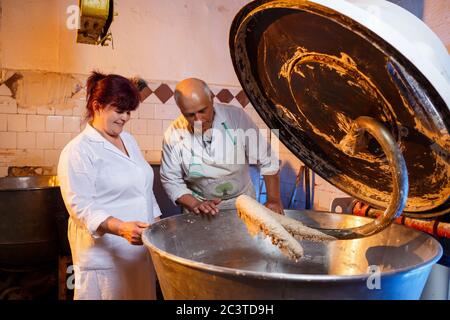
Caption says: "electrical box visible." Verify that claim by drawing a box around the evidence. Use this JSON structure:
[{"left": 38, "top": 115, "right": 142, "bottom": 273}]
[{"left": 76, "top": 0, "right": 114, "bottom": 46}]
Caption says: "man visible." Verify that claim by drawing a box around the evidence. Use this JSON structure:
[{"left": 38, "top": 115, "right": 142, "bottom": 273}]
[{"left": 160, "top": 78, "right": 283, "bottom": 215}]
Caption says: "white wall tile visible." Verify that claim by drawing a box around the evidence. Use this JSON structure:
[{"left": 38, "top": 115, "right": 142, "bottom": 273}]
[
  {"left": 24, "top": 149, "right": 45, "bottom": 166},
  {"left": 155, "top": 104, "right": 180, "bottom": 120},
  {"left": 0, "top": 132, "right": 16, "bottom": 148},
  {"left": 18, "top": 106, "right": 37, "bottom": 115},
  {"left": 130, "top": 119, "right": 147, "bottom": 134},
  {"left": 54, "top": 133, "right": 72, "bottom": 149},
  {"left": 36, "top": 132, "right": 54, "bottom": 148},
  {"left": 7, "top": 114, "right": 27, "bottom": 132},
  {"left": 46, "top": 116, "right": 63, "bottom": 132},
  {"left": 58, "top": 101, "right": 78, "bottom": 111},
  {"left": 162, "top": 120, "right": 173, "bottom": 133},
  {"left": 123, "top": 121, "right": 131, "bottom": 133},
  {"left": 0, "top": 149, "right": 14, "bottom": 165},
  {"left": 138, "top": 103, "right": 154, "bottom": 119},
  {"left": 63, "top": 116, "right": 81, "bottom": 133},
  {"left": 55, "top": 107, "right": 73, "bottom": 116},
  {"left": 228, "top": 87, "right": 242, "bottom": 97},
  {"left": 208, "top": 85, "right": 222, "bottom": 96},
  {"left": 37, "top": 106, "right": 55, "bottom": 115},
  {"left": 17, "top": 132, "right": 36, "bottom": 149},
  {"left": 13, "top": 151, "right": 31, "bottom": 166},
  {"left": 278, "top": 140, "right": 291, "bottom": 154},
  {"left": 314, "top": 191, "right": 336, "bottom": 211},
  {"left": 0, "top": 84, "right": 12, "bottom": 97},
  {"left": 144, "top": 150, "right": 162, "bottom": 164},
  {"left": 27, "top": 115, "right": 46, "bottom": 132},
  {"left": 0, "top": 97, "right": 17, "bottom": 114},
  {"left": 0, "top": 166, "right": 8, "bottom": 177},
  {"left": 0, "top": 114, "right": 7, "bottom": 131},
  {"left": 72, "top": 99, "right": 85, "bottom": 116},
  {"left": 313, "top": 174, "right": 327, "bottom": 187},
  {"left": 244, "top": 105, "right": 255, "bottom": 113},
  {"left": 44, "top": 149, "right": 62, "bottom": 166},
  {"left": 130, "top": 110, "right": 139, "bottom": 119},
  {"left": 153, "top": 135, "right": 164, "bottom": 150},
  {"left": 135, "top": 135, "right": 153, "bottom": 151},
  {"left": 147, "top": 119, "right": 162, "bottom": 135},
  {"left": 144, "top": 81, "right": 159, "bottom": 92}
]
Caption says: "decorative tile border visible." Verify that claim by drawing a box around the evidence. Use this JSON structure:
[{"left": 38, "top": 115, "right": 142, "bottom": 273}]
[{"left": 144, "top": 82, "right": 250, "bottom": 108}]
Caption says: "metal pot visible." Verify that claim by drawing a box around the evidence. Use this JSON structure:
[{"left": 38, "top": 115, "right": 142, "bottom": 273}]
[
  {"left": 0, "top": 176, "right": 70, "bottom": 271},
  {"left": 143, "top": 210, "right": 442, "bottom": 299}
]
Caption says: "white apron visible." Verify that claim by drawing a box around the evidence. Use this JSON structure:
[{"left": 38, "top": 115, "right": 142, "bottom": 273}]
[{"left": 184, "top": 120, "right": 256, "bottom": 210}]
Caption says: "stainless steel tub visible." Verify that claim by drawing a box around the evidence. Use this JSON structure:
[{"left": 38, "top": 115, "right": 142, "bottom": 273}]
[{"left": 143, "top": 210, "right": 442, "bottom": 299}]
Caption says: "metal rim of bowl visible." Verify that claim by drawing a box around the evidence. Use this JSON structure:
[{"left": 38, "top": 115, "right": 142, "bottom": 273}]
[{"left": 143, "top": 212, "right": 443, "bottom": 282}]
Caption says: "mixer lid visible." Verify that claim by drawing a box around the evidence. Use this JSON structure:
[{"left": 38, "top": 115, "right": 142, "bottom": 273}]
[{"left": 229, "top": 0, "right": 450, "bottom": 213}]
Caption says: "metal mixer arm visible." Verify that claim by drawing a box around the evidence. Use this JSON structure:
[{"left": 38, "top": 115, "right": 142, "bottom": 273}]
[{"left": 317, "top": 116, "right": 408, "bottom": 239}]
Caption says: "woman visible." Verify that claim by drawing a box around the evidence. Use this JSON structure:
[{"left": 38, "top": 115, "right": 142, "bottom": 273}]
[{"left": 58, "top": 71, "right": 161, "bottom": 300}]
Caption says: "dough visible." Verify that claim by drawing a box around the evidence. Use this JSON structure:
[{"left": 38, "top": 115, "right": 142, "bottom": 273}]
[{"left": 236, "top": 195, "right": 335, "bottom": 261}]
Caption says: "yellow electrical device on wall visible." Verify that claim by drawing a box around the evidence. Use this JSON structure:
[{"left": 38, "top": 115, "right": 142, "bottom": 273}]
[{"left": 76, "top": 0, "right": 115, "bottom": 46}]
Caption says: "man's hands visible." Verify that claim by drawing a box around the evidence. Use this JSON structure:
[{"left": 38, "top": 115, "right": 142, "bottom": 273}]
[
  {"left": 265, "top": 199, "right": 284, "bottom": 215},
  {"left": 99, "top": 217, "right": 150, "bottom": 245},
  {"left": 177, "top": 194, "right": 222, "bottom": 215},
  {"left": 176, "top": 193, "right": 284, "bottom": 215},
  {"left": 190, "top": 198, "right": 222, "bottom": 215},
  {"left": 263, "top": 173, "right": 284, "bottom": 215}
]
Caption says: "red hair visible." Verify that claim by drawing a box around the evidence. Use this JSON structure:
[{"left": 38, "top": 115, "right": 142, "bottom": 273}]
[{"left": 85, "top": 71, "right": 140, "bottom": 120}]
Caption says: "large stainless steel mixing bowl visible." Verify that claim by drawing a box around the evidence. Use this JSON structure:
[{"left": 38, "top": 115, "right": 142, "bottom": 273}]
[{"left": 143, "top": 210, "right": 442, "bottom": 299}]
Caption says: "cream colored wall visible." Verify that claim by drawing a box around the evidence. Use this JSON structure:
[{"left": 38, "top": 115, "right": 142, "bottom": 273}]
[
  {"left": 423, "top": 0, "right": 450, "bottom": 53},
  {"left": 1, "top": 0, "right": 249, "bottom": 86}
]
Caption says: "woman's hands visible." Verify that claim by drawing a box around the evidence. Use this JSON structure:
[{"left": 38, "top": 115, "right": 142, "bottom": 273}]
[
  {"left": 118, "top": 221, "right": 150, "bottom": 245},
  {"left": 99, "top": 217, "right": 150, "bottom": 245}
]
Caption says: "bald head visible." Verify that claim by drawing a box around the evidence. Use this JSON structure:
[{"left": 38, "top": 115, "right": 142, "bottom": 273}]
[
  {"left": 174, "top": 78, "right": 213, "bottom": 107},
  {"left": 174, "top": 78, "right": 215, "bottom": 132}
]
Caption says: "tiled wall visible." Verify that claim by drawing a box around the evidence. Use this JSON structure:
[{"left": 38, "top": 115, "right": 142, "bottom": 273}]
[
  {"left": 0, "top": 71, "right": 347, "bottom": 210},
  {"left": 0, "top": 78, "right": 243, "bottom": 173}
]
